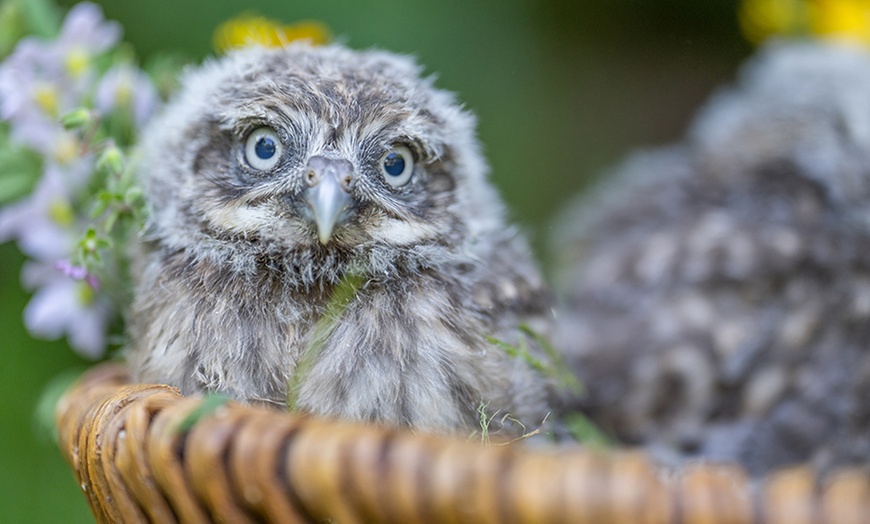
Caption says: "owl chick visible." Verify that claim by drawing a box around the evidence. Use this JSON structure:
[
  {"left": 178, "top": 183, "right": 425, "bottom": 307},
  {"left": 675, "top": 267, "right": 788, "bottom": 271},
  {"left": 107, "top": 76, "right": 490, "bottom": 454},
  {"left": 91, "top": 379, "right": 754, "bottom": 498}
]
[
  {"left": 126, "top": 43, "right": 553, "bottom": 434},
  {"left": 554, "top": 41, "right": 870, "bottom": 475}
]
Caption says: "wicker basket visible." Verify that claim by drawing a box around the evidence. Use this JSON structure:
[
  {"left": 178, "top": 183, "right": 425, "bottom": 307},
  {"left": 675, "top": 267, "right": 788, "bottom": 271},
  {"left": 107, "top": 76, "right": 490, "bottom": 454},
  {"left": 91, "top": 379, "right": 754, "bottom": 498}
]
[{"left": 56, "top": 363, "right": 870, "bottom": 523}]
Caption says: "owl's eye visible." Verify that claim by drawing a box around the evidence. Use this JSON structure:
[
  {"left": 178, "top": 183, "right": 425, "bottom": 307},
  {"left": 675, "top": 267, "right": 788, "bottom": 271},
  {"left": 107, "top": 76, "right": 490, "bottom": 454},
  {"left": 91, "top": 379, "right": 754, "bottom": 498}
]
[
  {"left": 244, "top": 127, "right": 283, "bottom": 171},
  {"left": 380, "top": 145, "right": 414, "bottom": 187}
]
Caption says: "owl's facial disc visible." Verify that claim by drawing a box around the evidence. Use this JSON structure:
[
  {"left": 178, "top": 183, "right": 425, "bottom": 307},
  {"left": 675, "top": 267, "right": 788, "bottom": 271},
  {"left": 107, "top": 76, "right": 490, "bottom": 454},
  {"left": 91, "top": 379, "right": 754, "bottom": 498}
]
[{"left": 304, "top": 156, "right": 355, "bottom": 244}]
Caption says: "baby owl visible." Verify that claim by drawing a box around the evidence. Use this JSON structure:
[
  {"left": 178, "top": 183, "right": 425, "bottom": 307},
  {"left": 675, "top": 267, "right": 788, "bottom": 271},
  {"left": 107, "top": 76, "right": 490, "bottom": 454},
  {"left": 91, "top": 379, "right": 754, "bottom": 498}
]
[
  {"left": 126, "top": 43, "right": 553, "bottom": 434},
  {"left": 554, "top": 41, "right": 870, "bottom": 475}
]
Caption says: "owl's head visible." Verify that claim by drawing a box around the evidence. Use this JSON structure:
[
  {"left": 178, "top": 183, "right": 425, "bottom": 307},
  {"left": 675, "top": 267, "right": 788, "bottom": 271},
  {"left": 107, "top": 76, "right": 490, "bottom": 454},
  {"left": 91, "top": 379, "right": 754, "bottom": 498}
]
[
  {"left": 138, "top": 43, "right": 505, "bottom": 280},
  {"left": 689, "top": 41, "right": 870, "bottom": 222}
]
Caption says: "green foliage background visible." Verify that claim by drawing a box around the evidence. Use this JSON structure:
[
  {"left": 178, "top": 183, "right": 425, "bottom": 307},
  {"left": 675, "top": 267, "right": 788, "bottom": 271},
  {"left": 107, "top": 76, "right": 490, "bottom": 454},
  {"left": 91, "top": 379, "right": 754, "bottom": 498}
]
[{"left": 1, "top": 0, "right": 747, "bottom": 520}]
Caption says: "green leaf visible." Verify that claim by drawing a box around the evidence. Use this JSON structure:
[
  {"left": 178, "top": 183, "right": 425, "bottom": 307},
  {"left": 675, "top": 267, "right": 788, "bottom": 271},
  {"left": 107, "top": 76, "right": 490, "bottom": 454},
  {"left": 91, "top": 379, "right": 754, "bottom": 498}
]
[
  {"left": 0, "top": 170, "right": 37, "bottom": 204},
  {"left": 175, "top": 394, "right": 232, "bottom": 433},
  {"left": 123, "top": 186, "right": 143, "bottom": 206},
  {"left": 486, "top": 334, "right": 546, "bottom": 373},
  {"left": 103, "top": 210, "right": 118, "bottom": 234},
  {"left": 287, "top": 270, "right": 366, "bottom": 410},
  {"left": 564, "top": 412, "right": 613, "bottom": 449},
  {"left": 0, "top": 146, "right": 41, "bottom": 204},
  {"left": 90, "top": 190, "right": 114, "bottom": 218},
  {"left": 519, "top": 324, "right": 584, "bottom": 395},
  {"left": 477, "top": 401, "right": 494, "bottom": 445},
  {"left": 33, "top": 368, "right": 87, "bottom": 443},
  {"left": 0, "top": 2, "right": 27, "bottom": 57}
]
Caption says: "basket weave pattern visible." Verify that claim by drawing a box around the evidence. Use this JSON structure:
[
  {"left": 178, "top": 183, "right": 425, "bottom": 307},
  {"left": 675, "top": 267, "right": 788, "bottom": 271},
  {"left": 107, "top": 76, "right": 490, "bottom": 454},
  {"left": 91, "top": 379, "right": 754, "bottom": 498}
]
[{"left": 56, "top": 363, "right": 870, "bottom": 523}]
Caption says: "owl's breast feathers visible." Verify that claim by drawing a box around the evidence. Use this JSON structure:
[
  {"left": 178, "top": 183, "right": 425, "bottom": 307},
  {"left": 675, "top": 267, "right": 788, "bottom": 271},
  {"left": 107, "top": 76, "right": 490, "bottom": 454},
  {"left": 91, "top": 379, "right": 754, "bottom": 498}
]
[{"left": 128, "top": 231, "right": 553, "bottom": 432}]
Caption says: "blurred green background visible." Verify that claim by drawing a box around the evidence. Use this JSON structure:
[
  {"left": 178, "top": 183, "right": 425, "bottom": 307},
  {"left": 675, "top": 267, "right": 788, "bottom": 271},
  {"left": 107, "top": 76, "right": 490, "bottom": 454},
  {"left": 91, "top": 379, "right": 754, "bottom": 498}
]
[{"left": 1, "top": 0, "right": 748, "bottom": 521}]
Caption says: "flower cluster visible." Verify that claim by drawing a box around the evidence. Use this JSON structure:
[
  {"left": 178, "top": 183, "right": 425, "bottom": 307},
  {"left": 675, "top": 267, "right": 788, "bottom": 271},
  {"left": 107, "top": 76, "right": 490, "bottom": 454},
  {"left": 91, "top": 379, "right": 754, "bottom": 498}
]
[
  {"left": 212, "top": 13, "right": 330, "bottom": 54},
  {"left": 0, "top": 2, "right": 332, "bottom": 359},
  {"left": 0, "top": 1, "right": 159, "bottom": 357},
  {"left": 740, "top": 0, "right": 870, "bottom": 45}
]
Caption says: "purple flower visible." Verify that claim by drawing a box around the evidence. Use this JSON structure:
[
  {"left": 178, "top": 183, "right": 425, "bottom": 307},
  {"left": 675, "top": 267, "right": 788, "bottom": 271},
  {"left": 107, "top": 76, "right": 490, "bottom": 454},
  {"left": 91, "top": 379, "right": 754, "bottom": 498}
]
[
  {"left": 0, "top": 39, "right": 58, "bottom": 119},
  {"left": 0, "top": 40, "right": 72, "bottom": 149},
  {"left": 13, "top": 125, "right": 87, "bottom": 166},
  {"left": 0, "top": 152, "right": 108, "bottom": 358},
  {"left": 21, "top": 260, "right": 110, "bottom": 358},
  {"left": 0, "top": 160, "right": 92, "bottom": 259},
  {"left": 2, "top": 181, "right": 112, "bottom": 358},
  {"left": 0, "top": 2, "right": 134, "bottom": 359},
  {"left": 57, "top": 2, "right": 122, "bottom": 58},
  {"left": 0, "top": 2, "right": 121, "bottom": 140},
  {"left": 55, "top": 259, "right": 100, "bottom": 290},
  {"left": 96, "top": 64, "right": 159, "bottom": 127}
]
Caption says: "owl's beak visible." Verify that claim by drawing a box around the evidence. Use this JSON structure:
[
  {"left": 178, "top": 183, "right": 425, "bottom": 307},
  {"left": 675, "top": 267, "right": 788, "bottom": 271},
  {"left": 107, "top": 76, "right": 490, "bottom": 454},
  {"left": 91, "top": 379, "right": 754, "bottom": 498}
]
[{"left": 305, "top": 156, "right": 354, "bottom": 245}]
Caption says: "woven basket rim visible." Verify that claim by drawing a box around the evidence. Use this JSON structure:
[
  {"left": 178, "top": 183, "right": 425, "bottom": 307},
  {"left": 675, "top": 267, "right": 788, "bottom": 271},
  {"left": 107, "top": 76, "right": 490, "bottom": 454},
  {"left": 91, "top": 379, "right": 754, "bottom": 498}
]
[{"left": 55, "top": 363, "right": 870, "bottom": 523}]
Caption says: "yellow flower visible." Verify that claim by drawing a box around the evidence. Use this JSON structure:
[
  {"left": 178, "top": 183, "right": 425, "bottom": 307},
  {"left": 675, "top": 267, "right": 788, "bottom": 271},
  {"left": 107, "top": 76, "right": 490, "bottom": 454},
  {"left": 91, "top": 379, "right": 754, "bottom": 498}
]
[
  {"left": 739, "top": 0, "right": 870, "bottom": 45},
  {"left": 809, "top": 0, "right": 870, "bottom": 43},
  {"left": 213, "top": 14, "right": 330, "bottom": 54},
  {"left": 739, "top": 0, "right": 811, "bottom": 44}
]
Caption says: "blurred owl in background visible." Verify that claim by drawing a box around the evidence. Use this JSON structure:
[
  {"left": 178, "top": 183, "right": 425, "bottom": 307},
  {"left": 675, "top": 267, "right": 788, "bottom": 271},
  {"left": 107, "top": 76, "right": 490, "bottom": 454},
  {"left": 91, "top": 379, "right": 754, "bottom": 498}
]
[
  {"left": 554, "top": 41, "right": 870, "bottom": 475},
  {"left": 126, "top": 43, "right": 554, "bottom": 434}
]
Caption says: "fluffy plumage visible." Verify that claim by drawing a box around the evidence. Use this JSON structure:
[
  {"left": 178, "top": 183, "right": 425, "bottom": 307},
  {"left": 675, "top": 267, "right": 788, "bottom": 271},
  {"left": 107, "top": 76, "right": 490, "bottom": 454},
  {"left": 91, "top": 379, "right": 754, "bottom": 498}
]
[
  {"left": 127, "top": 43, "right": 553, "bottom": 433},
  {"left": 554, "top": 41, "right": 870, "bottom": 475}
]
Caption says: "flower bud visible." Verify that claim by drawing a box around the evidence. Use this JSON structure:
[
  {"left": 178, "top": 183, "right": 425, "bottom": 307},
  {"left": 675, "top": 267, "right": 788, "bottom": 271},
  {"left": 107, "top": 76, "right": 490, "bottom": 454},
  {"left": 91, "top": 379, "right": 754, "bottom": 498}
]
[
  {"left": 96, "top": 145, "right": 124, "bottom": 175},
  {"left": 61, "top": 108, "right": 93, "bottom": 130}
]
